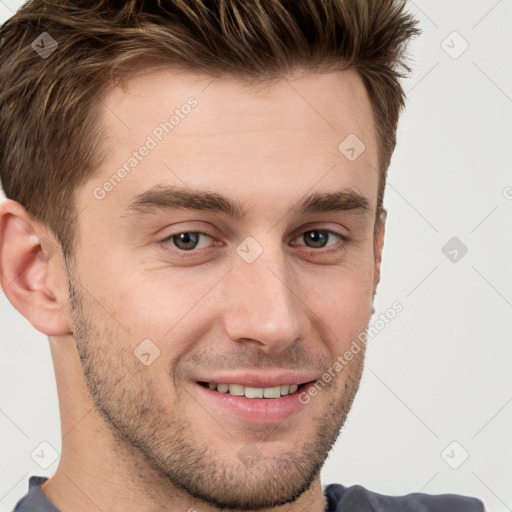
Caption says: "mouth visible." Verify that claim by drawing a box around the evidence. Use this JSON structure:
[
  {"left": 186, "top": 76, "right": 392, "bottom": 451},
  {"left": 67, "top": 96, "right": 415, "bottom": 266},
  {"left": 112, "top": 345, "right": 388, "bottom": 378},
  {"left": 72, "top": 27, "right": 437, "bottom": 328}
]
[
  {"left": 194, "top": 379, "right": 316, "bottom": 423},
  {"left": 198, "top": 381, "right": 306, "bottom": 399}
]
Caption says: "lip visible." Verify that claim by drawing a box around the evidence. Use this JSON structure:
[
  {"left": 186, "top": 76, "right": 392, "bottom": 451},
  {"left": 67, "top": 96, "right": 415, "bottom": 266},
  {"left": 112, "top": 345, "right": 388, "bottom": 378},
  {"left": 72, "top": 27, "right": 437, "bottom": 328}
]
[
  {"left": 191, "top": 370, "right": 319, "bottom": 389},
  {"left": 191, "top": 374, "right": 318, "bottom": 424}
]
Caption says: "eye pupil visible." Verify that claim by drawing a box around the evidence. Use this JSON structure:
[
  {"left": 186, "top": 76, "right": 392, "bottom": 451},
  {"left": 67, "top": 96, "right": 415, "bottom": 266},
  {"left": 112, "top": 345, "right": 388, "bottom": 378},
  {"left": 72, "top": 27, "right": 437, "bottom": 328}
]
[
  {"left": 305, "top": 230, "right": 328, "bottom": 248},
  {"left": 174, "top": 232, "right": 199, "bottom": 250}
]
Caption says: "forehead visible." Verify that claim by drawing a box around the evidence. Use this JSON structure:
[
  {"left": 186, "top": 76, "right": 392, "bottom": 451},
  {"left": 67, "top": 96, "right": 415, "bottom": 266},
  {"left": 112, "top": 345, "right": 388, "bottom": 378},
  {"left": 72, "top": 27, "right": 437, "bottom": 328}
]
[{"left": 79, "top": 67, "right": 379, "bottom": 222}]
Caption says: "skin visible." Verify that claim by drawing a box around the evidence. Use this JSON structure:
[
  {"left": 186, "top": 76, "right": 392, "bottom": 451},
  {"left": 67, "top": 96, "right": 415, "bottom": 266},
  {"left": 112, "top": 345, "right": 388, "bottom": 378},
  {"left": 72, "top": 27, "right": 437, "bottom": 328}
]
[{"left": 0, "top": 67, "right": 384, "bottom": 512}]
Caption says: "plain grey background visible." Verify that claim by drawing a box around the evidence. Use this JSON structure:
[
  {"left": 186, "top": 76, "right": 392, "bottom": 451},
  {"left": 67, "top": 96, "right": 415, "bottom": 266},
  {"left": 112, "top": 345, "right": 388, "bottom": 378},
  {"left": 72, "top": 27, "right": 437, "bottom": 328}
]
[{"left": 1, "top": 0, "right": 511, "bottom": 511}]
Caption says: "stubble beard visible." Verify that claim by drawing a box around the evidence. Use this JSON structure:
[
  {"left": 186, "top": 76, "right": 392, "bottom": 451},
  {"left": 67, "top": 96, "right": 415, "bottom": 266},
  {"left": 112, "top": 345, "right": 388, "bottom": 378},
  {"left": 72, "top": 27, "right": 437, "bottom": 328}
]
[{"left": 66, "top": 266, "right": 366, "bottom": 510}]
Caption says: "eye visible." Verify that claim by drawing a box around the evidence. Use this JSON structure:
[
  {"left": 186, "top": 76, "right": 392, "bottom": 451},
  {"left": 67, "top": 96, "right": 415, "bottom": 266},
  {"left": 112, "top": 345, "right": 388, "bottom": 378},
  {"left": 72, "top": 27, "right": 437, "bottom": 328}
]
[
  {"left": 160, "top": 228, "right": 347, "bottom": 255},
  {"left": 293, "top": 229, "right": 346, "bottom": 251},
  {"left": 162, "top": 231, "right": 214, "bottom": 251}
]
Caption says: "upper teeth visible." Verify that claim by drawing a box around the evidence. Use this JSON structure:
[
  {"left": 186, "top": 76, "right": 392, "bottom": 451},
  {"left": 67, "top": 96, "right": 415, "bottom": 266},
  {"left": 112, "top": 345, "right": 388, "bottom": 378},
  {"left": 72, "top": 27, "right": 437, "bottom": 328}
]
[{"left": 207, "top": 383, "right": 299, "bottom": 398}]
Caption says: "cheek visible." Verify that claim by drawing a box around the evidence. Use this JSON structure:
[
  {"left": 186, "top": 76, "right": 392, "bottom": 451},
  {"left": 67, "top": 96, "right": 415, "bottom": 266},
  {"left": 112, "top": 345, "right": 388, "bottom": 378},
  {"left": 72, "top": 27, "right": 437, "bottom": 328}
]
[
  {"left": 297, "top": 252, "right": 375, "bottom": 344},
  {"left": 82, "top": 233, "right": 376, "bottom": 345},
  {"left": 314, "top": 282, "right": 373, "bottom": 342},
  {"left": 96, "top": 263, "right": 218, "bottom": 361},
  {"left": 302, "top": 243, "right": 375, "bottom": 298}
]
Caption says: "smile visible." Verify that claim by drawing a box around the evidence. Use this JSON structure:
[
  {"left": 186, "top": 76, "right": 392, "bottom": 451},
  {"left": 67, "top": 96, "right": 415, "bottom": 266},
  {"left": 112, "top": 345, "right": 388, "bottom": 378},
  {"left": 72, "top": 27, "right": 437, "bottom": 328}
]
[{"left": 199, "top": 382, "right": 300, "bottom": 399}]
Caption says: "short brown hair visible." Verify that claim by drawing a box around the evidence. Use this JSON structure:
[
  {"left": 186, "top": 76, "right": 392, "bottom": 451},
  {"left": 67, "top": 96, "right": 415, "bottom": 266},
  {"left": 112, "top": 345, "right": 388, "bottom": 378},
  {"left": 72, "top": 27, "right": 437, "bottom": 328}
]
[{"left": 0, "top": 0, "right": 419, "bottom": 256}]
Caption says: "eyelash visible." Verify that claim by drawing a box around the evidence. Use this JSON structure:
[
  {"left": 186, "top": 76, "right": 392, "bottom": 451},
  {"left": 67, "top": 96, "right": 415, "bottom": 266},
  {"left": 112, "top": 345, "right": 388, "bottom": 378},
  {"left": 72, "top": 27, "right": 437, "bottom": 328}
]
[{"left": 159, "top": 228, "right": 349, "bottom": 257}]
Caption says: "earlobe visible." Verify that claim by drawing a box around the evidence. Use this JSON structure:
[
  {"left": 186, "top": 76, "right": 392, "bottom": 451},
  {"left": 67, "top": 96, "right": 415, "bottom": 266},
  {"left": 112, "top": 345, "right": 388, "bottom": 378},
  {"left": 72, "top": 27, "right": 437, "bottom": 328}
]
[{"left": 0, "top": 198, "right": 71, "bottom": 336}]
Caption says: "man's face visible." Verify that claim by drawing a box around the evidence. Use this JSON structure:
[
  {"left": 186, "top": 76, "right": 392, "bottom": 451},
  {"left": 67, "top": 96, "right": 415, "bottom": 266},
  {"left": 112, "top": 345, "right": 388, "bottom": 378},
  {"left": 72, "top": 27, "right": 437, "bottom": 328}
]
[{"left": 67, "top": 68, "right": 381, "bottom": 509}]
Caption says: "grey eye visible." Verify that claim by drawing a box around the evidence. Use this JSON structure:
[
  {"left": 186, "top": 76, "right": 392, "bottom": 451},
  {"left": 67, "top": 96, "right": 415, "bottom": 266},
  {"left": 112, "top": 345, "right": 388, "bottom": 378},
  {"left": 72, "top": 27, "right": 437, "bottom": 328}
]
[
  {"left": 298, "top": 230, "right": 340, "bottom": 249},
  {"left": 166, "top": 232, "right": 212, "bottom": 251}
]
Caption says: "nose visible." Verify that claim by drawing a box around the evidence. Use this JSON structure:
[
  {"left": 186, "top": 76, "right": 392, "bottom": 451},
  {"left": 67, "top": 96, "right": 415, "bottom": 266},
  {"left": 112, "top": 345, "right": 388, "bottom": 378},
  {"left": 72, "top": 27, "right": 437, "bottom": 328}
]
[{"left": 222, "top": 243, "right": 310, "bottom": 352}]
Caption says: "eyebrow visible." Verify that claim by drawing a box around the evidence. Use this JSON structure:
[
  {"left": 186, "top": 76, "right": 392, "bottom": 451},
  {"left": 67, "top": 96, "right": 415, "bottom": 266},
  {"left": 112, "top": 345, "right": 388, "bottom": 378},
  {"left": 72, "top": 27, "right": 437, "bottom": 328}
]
[{"left": 121, "top": 185, "right": 372, "bottom": 221}]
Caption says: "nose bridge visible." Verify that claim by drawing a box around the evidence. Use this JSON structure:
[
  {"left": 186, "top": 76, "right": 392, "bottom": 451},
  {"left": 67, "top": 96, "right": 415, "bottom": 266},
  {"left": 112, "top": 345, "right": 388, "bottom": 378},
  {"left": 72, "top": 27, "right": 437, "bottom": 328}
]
[{"left": 223, "top": 241, "right": 308, "bottom": 350}]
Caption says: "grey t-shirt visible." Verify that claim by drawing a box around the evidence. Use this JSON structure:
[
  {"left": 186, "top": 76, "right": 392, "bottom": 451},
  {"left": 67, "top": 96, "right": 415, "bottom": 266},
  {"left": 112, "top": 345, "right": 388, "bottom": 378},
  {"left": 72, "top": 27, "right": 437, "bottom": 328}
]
[{"left": 12, "top": 476, "right": 485, "bottom": 511}]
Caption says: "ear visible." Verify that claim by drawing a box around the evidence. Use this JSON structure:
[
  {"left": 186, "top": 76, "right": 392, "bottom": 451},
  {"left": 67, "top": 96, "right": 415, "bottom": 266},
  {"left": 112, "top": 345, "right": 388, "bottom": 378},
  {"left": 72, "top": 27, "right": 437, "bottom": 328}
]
[
  {"left": 373, "top": 209, "right": 386, "bottom": 292},
  {"left": 0, "top": 198, "right": 71, "bottom": 336}
]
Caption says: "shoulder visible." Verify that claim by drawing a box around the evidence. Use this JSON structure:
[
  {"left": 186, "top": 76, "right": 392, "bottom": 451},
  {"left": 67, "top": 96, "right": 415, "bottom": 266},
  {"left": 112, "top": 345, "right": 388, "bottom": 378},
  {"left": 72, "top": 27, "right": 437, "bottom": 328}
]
[
  {"left": 324, "top": 483, "right": 486, "bottom": 512},
  {"left": 11, "top": 476, "right": 59, "bottom": 512}
]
